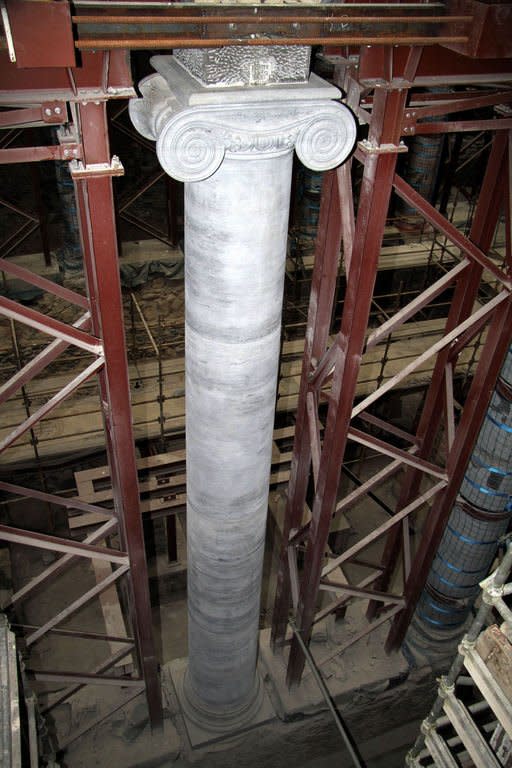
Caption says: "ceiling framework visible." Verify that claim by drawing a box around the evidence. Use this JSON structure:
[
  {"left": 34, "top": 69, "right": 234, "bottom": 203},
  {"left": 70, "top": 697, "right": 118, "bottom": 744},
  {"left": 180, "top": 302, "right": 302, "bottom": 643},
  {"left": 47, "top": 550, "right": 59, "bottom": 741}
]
[{"left": 0, "top": 0, "right": 511, "bottom": 743}]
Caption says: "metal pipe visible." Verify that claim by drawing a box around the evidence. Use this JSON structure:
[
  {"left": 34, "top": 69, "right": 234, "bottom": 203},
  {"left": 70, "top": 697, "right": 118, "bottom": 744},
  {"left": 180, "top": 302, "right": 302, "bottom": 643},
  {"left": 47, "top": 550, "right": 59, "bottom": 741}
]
[
  {"left": 290, "top": 621, "right": 365, "bottom": 768},
  {"left": 77, "top": 36, "right": 469, "bottom": 51},
  {"left": 73, "top": 14, "right": 472, "bottom": 24}
]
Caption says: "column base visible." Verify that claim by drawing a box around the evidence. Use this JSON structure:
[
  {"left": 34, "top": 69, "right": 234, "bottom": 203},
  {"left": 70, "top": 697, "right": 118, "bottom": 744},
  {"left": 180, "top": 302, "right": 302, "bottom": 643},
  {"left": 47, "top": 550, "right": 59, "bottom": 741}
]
[{"left": 164, "top": 658, "right": 274, "bottom": 748}]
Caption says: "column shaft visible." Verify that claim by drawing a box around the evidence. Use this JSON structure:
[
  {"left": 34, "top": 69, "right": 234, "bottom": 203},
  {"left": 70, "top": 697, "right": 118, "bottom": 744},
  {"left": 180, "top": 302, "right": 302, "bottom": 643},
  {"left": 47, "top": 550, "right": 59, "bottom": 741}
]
[
  {"left": 185, "top": 152, "right": 292, "bottom": 719},
  {"left": 128, "top": 52, "right": 357, "bottom": 731}
]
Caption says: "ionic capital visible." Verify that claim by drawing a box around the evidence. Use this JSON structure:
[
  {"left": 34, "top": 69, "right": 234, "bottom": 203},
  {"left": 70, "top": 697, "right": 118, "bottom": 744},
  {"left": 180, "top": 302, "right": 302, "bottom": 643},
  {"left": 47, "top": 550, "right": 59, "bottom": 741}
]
[{"left": 130, "top": 64, "right": 357, "bottom": 182}]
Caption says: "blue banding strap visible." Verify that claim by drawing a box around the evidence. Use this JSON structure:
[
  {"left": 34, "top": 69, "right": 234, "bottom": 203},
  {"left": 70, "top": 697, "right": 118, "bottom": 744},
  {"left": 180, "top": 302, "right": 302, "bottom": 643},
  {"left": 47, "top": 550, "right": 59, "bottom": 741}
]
[
  {"left": 447, "top": 523, "right": 501, "bottom": 546},
  {"left": 417, "top": 610, "right": 463, "bottom": 628},
  {"left": 471, "top": 454, "right": 512, "bottom": 477},
  {"left": 436, "top": 552, "right": 483, "bottom": 575},
  {"left": 486, "top": 413, "right": 512, "bottom": 434},
  {"left": 424, "top": 596, "right": 465, "bottom": 616},
  {"left": 462, "top": 475, "right": 511, "bottom": 499},
  {"left": 431, "top": 567, "right": 477, "bottom": 590}
]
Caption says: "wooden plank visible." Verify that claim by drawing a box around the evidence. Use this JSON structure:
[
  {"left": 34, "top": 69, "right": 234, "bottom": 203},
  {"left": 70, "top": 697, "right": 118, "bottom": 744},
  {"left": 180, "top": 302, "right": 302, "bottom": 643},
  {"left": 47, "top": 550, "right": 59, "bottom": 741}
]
[
  {"left": 70, "top": 426, "right": 296, "bottom": 532},
  {"left": 90, "top": 556, "right": 134, "bottom": 669},
  {"left": 475, "top": 625, "right": 512, "bottom": 703}
]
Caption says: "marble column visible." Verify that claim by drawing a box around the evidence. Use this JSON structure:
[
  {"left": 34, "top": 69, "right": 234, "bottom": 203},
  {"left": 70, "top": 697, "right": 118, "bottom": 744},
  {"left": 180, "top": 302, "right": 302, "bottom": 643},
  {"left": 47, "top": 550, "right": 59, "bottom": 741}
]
[{"left": 130, "top": 50, "right": 356, "bottom": 731}]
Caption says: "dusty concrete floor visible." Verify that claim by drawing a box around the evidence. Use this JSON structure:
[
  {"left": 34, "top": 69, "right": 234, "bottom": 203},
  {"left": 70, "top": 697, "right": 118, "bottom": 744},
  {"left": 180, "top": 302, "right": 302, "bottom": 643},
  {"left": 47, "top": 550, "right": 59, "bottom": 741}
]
[
  {"left": 2, "top": 449, "right": 440, "bottom": 767},
  {"left": 58, "top": 659, "right": 435, "bottom": 768}
]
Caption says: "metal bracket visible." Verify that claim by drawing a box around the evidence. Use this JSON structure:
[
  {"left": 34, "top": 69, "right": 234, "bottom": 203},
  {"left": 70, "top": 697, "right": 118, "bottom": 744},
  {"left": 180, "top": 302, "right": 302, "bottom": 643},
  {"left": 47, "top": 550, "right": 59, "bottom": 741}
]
[
  {"left": 41, "top": 102, "right": 67, "bottom": 124},
  {"left": 438, "top": 675, "right": 455, "bottom": 699},
  {"left": 459, "top": 635, "right": 476, "bottom": 655},
  {"left": 74, "top": 87, "right": 136, "bottom": 104},
  {"left": 402, "top": 108, "right": 418, "bottom": 135},
  {"left": 357, "top": 139, "right": 408, "bottom": 155},
  {"left": 70, "top": 156, "right": 124, "bottom": 179},
  {"left": 56, "top": 124, "right": 81, "bottom": 161},
  {"left": 0, "top": 1, "right": 15, "bottom": 62}
]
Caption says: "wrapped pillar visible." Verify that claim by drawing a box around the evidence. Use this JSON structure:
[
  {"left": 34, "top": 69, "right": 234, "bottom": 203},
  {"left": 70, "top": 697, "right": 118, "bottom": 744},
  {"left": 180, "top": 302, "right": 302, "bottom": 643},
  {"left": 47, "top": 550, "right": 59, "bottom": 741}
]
[{"left": 130, "top": 49, "right": 356, "bottom": 732}]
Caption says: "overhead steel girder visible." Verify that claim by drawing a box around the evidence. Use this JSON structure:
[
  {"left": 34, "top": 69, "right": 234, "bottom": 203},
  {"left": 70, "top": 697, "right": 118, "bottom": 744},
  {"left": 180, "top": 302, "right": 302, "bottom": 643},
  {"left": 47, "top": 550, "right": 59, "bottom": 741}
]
[{"left": 2, "top": 0, "right": 512, "bottom": 59}]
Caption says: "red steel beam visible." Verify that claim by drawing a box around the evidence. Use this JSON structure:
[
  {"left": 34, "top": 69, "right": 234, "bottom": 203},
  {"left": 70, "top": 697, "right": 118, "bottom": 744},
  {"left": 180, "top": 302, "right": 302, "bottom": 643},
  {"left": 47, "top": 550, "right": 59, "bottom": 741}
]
[
  {"left": 12, "top": 625, "right": 134, "bottom": 644},
  {"left": 0, "top": 312, "right": 91, "bottom": 405},
  {"left": 73, "top": 13, "right": 473, "bottom": 26},
  {"left": 0, "top": 257, "right": 89, "bottom": 309},
  {"left": 0, "top": 295, "right": 101, "bottom": 353},
  {"left": 365, "top": 258, "right": 470, "bottom": 350},
  {"left": 0, "top": 481, "right": 110, "bottom": 518},
  {"left": 411, "top": 117, "right": 512, "bottom": 134},
  {"left": 352, "top": 290, "right": 509, "bottom": 419},
  {"left": 337, "top": 160, "right": 355, "bottom": 273},
  {"left": 444, "top": 363, "right": 456, "bottom": 451},
  {"left": 356, "top": 412, "right": 419, "bottom": 446},
  {"left": 404, "top": 90, "right": 512, "bottom": 122},
  {"left": 0, "top": 145, "right": 80, "bottom": 164},
  {"left": 57, "top": 688, "right": 144, "bottom": 753},
  {"left": 393, "top": 173, "right": 511, "bottom": 289},
  {"left": 40, "top": 645, "right": 136, "bottom": 715},
  {"left": 73, "top": 99, "right": 162, "bottom": 726},
  {"left": 0, "top": 524, "right": 128, "bottom": 564},
  {"left": 0, "top": 221, "right": 39, "bottom": 259},
  {"left": 27, "top": 670, "right": 142, "bottom": 687},
  {"left": 335, "top": 453, "right": 417, "bottom": 516},
  {"left": 26, "top": 564, "right": 130, "bottom": 647},
  {"left": 318, "top": 605, "right": 403, "bottom": 670},
  {"left": 75, "top": 34, "right": 469, "bottom": 52},
  {"left": 322, "top": 481, "right": 446, "bottom": 578},
  {"left": 0, "top": 357, "right": 105, "bottom": 454},
  {"left": 0, "top": 103, "right": 67, "bottom": 128},
  {"left": 313, "top": 571, "right": 382, "bottom": 625},
  {"left": 346, "top": 427, "right": 447, "bottom": 481},
  {"left": 4, "top": 518, "right": 118, "bottom": 609},
  {"left": 319, "top": 581, "right": 405, "bottom": 605}
]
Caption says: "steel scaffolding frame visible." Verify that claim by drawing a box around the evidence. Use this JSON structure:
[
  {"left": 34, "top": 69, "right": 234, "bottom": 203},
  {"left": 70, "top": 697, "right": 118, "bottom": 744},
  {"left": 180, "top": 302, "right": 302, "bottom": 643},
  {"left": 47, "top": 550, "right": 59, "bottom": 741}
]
[
  {"left": 406, "top": 538, "right": 512, "bottom": 766},
  {"left": 1, "top": 0, "right": 512, "bottom": 746},
  {"left": 271, "top": 45, "right": 512, "bottom": 686},
  {"left": 0, "top": 51, "right": 163, "bottom": 739}
]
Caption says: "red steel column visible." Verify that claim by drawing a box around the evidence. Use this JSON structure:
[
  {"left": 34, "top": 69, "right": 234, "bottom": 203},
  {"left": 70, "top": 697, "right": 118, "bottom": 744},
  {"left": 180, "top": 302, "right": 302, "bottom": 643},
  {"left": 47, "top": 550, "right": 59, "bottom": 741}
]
[
  {"left": 385, "top": 135, "right": 512, "bottom": 650},
  {"left": 367, "top": 133, "right": 508, "bottom": 625},
  {"left": 277, "top": 47, "right": 422, "bottom": 686},
  {"left": 271, "top": 169, "right": 343, "bottom": 649},
  {"left": 387, "top": 295, "right": 512, "bottom": 649},
  {"left": 72, "top": 101, "right": 162, "bottom": 726}
]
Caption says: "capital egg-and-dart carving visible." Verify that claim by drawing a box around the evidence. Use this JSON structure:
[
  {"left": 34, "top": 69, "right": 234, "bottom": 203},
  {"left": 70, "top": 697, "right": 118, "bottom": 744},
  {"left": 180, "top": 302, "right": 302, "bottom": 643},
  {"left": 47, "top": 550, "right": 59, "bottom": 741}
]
[{"left": 130, "top": 50, "right": 357, "bottom": 736}]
